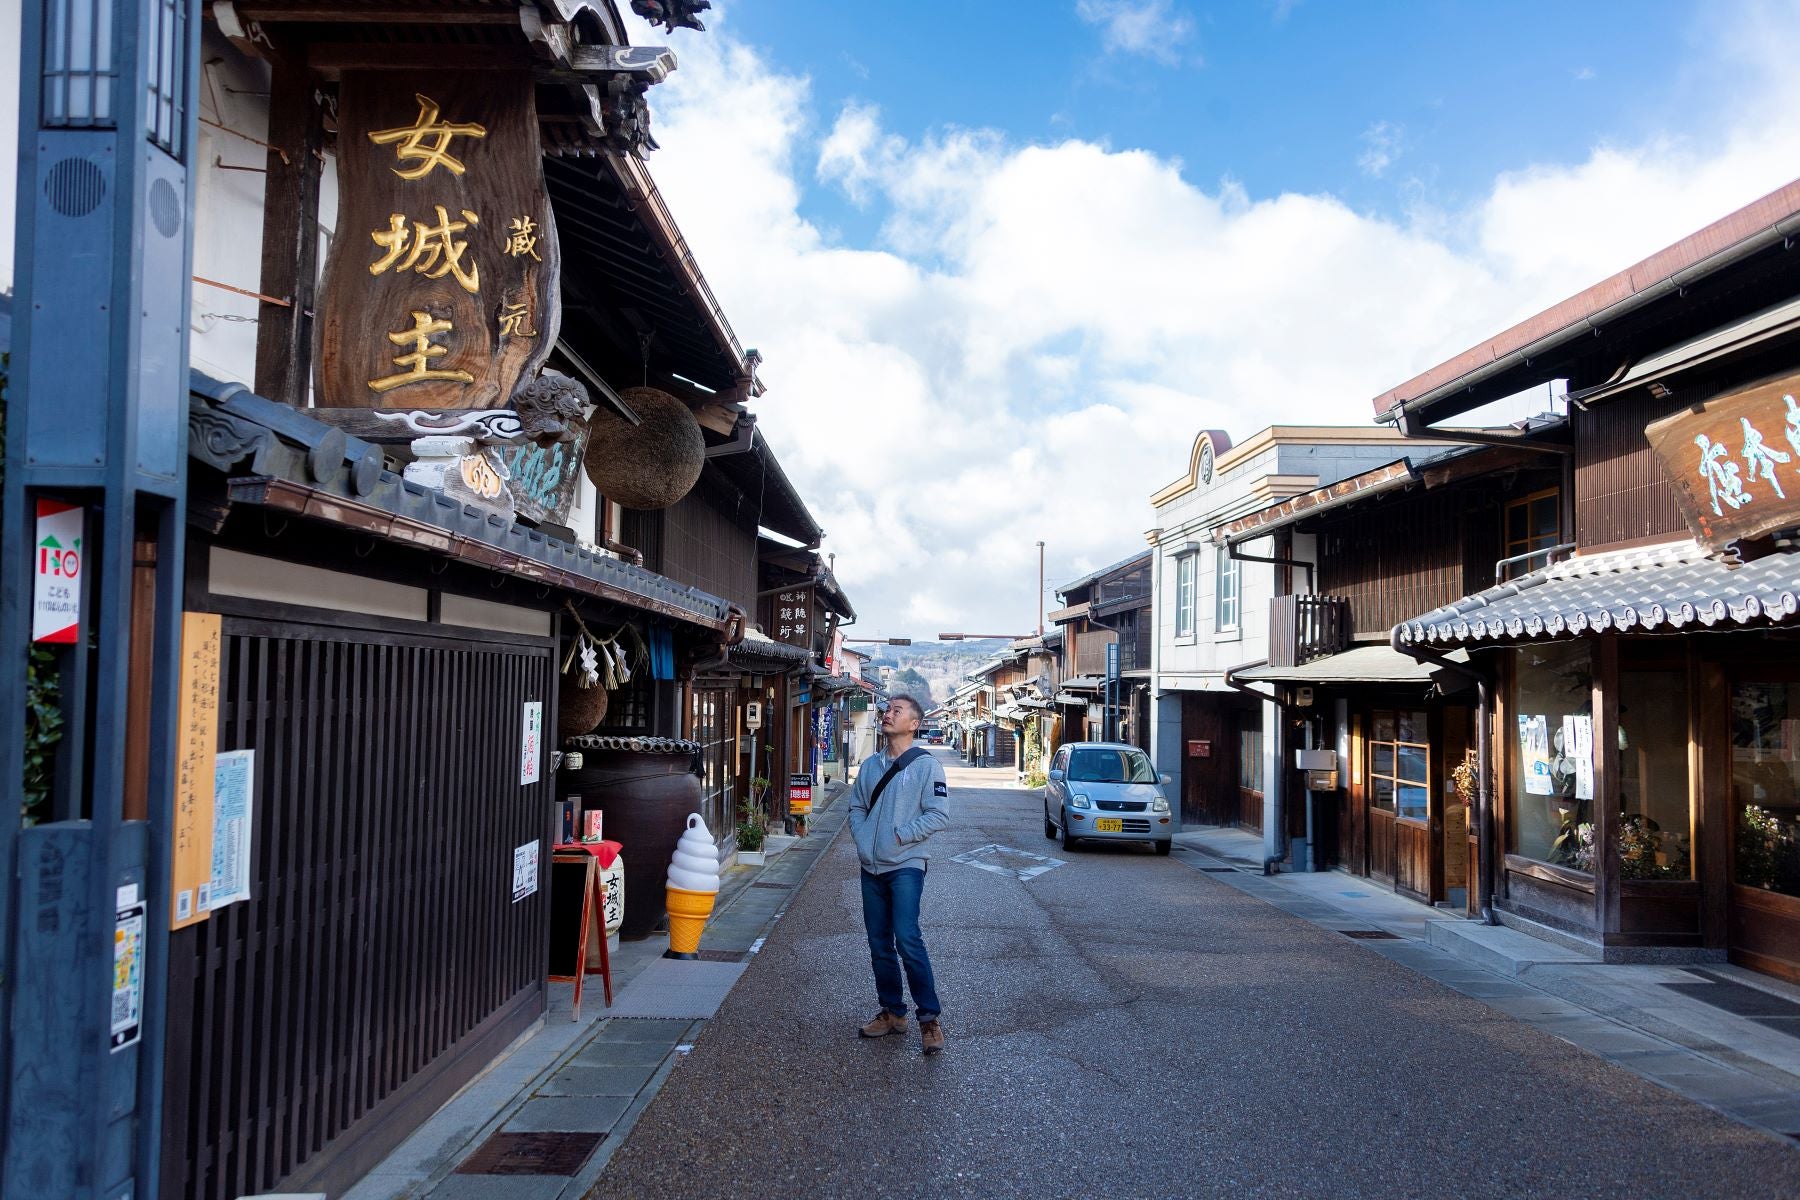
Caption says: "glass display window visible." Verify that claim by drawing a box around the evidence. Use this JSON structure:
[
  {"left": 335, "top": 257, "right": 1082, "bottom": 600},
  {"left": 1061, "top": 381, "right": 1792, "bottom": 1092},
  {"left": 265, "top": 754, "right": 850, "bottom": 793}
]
[
  {"left": 1732, "top": 681, "right": 1800, "bottom": 898},
  {"left": 1510, "top": 642, "right": 1594, "bottom": 868},
  {"left": 1616, "top": 670, "right": 1692, "bottom": 880}
]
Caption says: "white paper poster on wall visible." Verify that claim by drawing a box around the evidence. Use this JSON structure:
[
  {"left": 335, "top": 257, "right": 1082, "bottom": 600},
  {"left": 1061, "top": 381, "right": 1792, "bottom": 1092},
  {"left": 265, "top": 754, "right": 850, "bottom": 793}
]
[
  {"left": 208, "top": 750, "right": 256, "bottom": 909},
  {"left": 512, "top": 840, "right": 540, "bottom": 903},
  {"left": 1562, "top": 715, "right": 1595, "bottom": 801},
  {"left": 520, "top": 700, "right": 543, "bottom": 785},
  {"left": 1518, "top": 714, "right": 1552, "bottom": 795}
]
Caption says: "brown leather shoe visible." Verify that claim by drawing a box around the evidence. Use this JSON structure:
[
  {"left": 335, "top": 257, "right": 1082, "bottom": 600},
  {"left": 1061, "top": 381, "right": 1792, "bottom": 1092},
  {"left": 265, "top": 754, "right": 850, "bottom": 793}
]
[
  {"left": 920, "top": 1018, "right": 945, "bottom": 1055},
  {"left": 859, "top": 1010, "right": 907, "bottom": 1038}
]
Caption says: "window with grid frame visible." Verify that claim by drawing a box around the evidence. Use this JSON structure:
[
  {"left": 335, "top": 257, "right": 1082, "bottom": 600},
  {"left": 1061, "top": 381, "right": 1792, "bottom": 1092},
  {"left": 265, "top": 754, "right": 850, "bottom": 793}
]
[
  {"left": 1502, "top": 487, "right": 1561, "bottom": 580},
  {"left": 1215, "top": 545, "right": 1240, "bottom": 631},
  {"left": 1369, "top": 709, "right": 1430, "bottom": 822},
  {"left": 1174, "top": 553, "right": 1197, "bottom": 639},
  {"left": 691, "top": 688, "right": 736, "bottom": 839}
]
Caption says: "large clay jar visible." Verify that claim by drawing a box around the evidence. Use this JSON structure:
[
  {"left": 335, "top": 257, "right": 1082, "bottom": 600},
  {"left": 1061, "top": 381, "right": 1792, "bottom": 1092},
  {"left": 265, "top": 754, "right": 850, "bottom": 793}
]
[{"left": 557, "top": 737, "right": 707, "bottom": 939}]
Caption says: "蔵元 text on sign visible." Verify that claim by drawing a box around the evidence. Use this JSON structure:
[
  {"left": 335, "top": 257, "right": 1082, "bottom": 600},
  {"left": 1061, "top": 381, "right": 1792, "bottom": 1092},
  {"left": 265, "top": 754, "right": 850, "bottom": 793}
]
[
  {"left": 33, "top": 499, "right": 83, "bottom": 643},
  {"left": 1644, "top": 372, "right": 1800, "bottom": 553}
]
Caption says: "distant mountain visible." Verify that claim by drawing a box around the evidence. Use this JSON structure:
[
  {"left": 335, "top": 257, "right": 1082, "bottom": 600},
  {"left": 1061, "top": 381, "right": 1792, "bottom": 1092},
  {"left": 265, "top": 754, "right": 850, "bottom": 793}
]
[{"left": 868, "top": 639, "right": 1012, "bottom": 711}]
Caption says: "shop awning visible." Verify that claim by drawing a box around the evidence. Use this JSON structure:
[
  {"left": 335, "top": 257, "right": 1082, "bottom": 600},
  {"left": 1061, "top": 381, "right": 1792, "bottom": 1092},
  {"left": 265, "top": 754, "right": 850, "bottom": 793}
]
[
  {"left": 1395, "top": 540, "right": 1800, "bottom": 649},
  {"left": 1233, "top": 644, "right": 1468, "bottom": 684},
  {"left": 1058, "top": 675, "right": 1105, "bottom": 693}
]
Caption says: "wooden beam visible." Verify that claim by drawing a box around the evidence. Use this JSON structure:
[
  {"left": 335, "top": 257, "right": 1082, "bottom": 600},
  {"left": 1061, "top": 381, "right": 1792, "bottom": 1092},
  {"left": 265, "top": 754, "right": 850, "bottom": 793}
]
[
  {"left": 253, "top": 59, "right": 325, "bottom": 405},
  {"left": 306, "top": 42, "right": 531, "bottom": 75},
  {"left": 1593, "top": 636, "right": 1622, "bottom": 935},
  {"left": 233, "top": 4, "right": 520, "bottom": 22}
]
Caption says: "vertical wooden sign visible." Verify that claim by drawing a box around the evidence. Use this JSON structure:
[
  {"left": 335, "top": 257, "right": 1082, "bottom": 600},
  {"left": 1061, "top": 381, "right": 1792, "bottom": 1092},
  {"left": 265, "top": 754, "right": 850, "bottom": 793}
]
[
  {"left": 315, "top": 71, "right": 562, "bottom": 409},
  {"left": 171, "top": 613, "right": 222, "bottom": 929}
]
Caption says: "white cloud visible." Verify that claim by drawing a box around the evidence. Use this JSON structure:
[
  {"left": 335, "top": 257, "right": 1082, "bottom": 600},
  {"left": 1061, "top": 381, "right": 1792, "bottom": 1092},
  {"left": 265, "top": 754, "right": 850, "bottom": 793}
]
[
  {"left": 1358, "top": 120, "right": 1405, "bottom": 178},
  {"left": 1074, "top": 0, "right": 1196, "bottom": 65},
  {"left": 626, "top": 2, "right": 1800, "bottom": 635}
]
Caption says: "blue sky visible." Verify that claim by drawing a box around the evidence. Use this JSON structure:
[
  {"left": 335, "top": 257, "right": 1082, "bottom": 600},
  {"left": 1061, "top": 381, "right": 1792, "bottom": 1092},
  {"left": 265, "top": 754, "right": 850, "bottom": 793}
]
[
  {"left": 726, "top": 1, "right": 1714, "bottom": 249},
  {"left": 629, "top": 0, "right": 1800, "bottom": 635}
]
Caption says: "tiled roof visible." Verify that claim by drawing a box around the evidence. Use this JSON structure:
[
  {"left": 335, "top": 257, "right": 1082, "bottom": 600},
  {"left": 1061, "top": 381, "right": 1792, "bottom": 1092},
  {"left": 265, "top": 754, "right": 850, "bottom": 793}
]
[
  {"left": 1394, "top": 540, "right": 1800, "bottom": 648},
  {"left": 189, "top": 372, "right": 735, "bottom": 630}
]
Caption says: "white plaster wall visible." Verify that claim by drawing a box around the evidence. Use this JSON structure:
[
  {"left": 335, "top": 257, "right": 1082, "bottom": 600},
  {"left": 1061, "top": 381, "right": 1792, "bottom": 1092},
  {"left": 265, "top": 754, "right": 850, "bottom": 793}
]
[{"left": 189, "top": 30, "right": 272, "bottom": 386}]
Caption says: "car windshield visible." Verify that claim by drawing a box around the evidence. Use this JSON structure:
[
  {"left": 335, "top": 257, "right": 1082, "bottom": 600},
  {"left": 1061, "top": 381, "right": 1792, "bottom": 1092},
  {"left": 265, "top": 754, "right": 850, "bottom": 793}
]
[{"left": 1066, "top": 748, "right": 1156, "bottom": 784}]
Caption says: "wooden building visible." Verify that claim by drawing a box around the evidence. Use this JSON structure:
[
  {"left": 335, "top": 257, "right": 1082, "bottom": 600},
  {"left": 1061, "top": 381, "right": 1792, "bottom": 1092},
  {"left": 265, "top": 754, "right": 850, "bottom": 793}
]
[
  {"left": 1050, "top": 551, "right": 1153, "bottom": 749},
  {"left": 1377, "top": 179, "right": 1800, "bottom": 979},
  {"left": 1222, "top": 435, "right": 1565, "bottom": 900}
]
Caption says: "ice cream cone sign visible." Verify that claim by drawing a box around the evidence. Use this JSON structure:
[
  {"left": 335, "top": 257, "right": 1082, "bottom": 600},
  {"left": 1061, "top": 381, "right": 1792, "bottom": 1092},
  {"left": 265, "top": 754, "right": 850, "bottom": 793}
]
[{"left": 665, "top": 813, "right": 720, "bottom": 959}]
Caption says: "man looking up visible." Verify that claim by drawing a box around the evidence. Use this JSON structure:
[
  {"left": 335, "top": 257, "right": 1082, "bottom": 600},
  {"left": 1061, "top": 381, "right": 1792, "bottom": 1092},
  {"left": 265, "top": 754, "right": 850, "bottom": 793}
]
[{"left": 848, "top": 694, "right": 950, "bottom": 1055}]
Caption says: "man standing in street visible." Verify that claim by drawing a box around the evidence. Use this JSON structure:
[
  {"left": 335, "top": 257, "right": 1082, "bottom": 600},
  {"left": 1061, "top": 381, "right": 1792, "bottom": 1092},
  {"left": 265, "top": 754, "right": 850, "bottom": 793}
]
[{"left": 848, "top": 694, "right": 949, "bottom": 1055}]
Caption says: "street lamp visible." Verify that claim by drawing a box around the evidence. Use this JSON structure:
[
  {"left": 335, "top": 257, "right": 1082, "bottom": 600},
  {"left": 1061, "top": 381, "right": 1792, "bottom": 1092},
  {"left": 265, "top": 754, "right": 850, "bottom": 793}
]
[
  {"left": 842, "top": 637, "right": 913, "bottom": 645},
  {"left": 1036, "top": 540, "right": 1045, "bottom": 635}
]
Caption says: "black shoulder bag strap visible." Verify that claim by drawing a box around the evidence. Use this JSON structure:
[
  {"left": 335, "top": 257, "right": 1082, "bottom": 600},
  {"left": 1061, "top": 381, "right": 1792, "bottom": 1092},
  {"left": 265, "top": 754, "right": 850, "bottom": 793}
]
[{"left": 869, "top": 746, "right": 930, "bottom": 808}]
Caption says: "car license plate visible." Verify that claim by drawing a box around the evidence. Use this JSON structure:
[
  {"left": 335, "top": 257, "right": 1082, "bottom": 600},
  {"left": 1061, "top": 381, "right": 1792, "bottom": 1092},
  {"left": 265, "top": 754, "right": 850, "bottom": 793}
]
[{"left": 1094, "top": 818, "right": 1123, "bottom": 833}]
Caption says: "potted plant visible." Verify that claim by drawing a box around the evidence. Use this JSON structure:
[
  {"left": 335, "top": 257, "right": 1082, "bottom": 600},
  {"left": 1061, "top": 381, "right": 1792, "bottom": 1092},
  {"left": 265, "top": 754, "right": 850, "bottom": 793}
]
[{"left": 735, "top": 792, "right": 768, "bottom": 866}]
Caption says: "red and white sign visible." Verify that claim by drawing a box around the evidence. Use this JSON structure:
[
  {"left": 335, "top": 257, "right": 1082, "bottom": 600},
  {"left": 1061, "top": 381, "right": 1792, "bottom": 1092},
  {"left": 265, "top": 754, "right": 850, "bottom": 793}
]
[{"left": 33, "top": 499, "right": 83, "bottom": 644}]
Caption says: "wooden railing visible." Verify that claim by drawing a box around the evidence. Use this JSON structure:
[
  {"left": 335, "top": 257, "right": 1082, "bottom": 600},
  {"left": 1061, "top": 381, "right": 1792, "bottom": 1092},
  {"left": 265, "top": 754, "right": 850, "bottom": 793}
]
[{"left": 1268, "top": 594, "right": 1349, "bottom": 668}]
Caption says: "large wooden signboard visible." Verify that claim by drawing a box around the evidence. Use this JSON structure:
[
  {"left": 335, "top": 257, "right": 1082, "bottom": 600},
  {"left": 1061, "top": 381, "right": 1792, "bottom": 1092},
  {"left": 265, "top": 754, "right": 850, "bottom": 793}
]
[
  {"left": 1645, "top": 371, "right": 1800, "bottom": 553},
  {"left": 316, "top": 71, "right": 561, "bottom": 409}
]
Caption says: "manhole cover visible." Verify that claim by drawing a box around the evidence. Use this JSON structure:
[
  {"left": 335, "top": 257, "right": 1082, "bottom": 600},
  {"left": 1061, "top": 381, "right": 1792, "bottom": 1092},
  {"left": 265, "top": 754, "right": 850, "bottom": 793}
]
[
  {"left": 1340, "top": 930, "right": 1400, "bottom": 940},
  {"left": 456, "top": 1131, "right": 604, "bottom": 1175},
  {"left": 751, "top": 881, "right": 792, "bottom": 889},
  {"left": 950, "top": 844, "right": 1064, "bottom": 881}
]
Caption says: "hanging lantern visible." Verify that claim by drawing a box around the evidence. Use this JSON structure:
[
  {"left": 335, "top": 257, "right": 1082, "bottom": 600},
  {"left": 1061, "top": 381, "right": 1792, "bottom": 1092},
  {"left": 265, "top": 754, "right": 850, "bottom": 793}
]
[{"left": 583, "top": 386, "right": 705, "bottom": 510}]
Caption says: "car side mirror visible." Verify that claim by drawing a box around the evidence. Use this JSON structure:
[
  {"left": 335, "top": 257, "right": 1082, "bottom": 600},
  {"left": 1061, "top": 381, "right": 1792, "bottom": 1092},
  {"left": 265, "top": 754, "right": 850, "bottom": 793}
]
[
  {"left": 1048, "top": 769, "right": 1064, "bottom": 782},
  {"left": 1160, "top": 773, "right": 1172, "bottom": 785}
]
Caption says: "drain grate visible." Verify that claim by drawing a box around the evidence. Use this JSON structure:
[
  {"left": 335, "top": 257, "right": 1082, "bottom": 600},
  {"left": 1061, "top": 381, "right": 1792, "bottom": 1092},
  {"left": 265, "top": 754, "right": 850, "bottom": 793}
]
[
  {"left": 696, "top": 949, "right": 746, "bottom": 962},
  {"left": 751, "top": 881, "right": 792, "bottom": 889},
  {"left": 1340, "top": 929, "right": 1401, "bottom": 940},
  {"left": 1199, "top": 866, "right": 1237, "bottom": 873},
  {"left": 456, "top": 1131, "right": 604, "bottom": 1176}
]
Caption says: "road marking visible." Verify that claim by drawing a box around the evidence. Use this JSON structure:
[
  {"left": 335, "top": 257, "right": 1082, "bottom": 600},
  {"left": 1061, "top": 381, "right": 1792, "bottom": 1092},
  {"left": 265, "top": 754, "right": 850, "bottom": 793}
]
[{"left": 950, "top": 843, "right": 1066, "bottom": 881}]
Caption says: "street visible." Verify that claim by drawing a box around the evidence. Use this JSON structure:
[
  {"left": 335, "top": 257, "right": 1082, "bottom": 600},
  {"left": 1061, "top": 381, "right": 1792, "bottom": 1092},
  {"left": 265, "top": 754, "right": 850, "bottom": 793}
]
[{"left": 595, "top": 750, "right": 1798, "bottom": 1199}]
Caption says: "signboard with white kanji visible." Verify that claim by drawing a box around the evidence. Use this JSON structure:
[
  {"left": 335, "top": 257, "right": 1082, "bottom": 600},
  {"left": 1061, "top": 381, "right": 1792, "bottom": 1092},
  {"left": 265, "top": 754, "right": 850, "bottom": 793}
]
[
  {"left": 1644, "top": 372, "right": 1800, "bottom": 553},
  {"left": 315, "top": 72, "right": 560, "bottom": 409},
  {"left": 771, "top": 585, "right": 814, "bottom": 648}
]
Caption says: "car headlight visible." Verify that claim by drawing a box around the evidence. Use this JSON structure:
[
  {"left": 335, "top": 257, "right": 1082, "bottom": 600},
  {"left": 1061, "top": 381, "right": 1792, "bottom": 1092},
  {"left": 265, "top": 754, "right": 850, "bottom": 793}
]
[
  {"left": 1070, "top": 793, "right": 1091, "bottom": 809},
  {"left": 1151, "top": 795, "right": 1170, "bottom": 814}
]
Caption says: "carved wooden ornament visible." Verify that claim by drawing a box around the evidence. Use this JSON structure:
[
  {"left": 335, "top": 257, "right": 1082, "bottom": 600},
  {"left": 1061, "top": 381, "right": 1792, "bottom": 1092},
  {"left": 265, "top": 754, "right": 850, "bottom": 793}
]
[{"left": 315, "top": 71, "right": 561, "bottom": 409}]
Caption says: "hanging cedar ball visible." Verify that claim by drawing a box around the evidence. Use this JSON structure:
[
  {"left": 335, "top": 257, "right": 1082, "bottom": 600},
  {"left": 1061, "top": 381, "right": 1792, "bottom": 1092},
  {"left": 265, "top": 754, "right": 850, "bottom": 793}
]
[
  {"left": 558, "top": 680, "right": 610, "bottom": 740},
  {"left": 583, "top": 387, "right": 705, "bottom": 510}
]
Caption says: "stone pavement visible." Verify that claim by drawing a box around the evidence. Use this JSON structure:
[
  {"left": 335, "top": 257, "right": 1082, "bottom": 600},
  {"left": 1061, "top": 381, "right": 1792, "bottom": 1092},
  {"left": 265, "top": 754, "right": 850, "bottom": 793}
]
[
  {"left": 1172, "top": 823, "right": 1800, "bottom": 1145},
  {"left": 344, "top": 778, "right": 862, "bottom": 1200},
  {"left": 591, "top": 759, "right": 1800, "bottom": 1198}
]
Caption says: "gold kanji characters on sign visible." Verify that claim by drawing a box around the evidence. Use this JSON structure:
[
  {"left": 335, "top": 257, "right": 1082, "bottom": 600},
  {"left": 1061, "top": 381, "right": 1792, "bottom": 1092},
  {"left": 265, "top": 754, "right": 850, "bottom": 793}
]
[
  {"left": 368, "top": 310, "right": 475, "bottom": 393},
  {"left": 369, "top": 206, "right": 482, "bottom": 293},
  {"left": 505, "top": 216, "right": 542, "bottom": 261},
  {"left": 498, "top": 300, "right": 538, "bottom": 338},
  {"left": 368, "top": 93, "right": 487, "bottom": 180}
]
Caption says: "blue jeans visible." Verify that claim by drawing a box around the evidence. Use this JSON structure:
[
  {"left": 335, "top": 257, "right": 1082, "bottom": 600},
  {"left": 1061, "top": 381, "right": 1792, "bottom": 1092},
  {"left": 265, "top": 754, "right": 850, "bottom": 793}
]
[{"left": 860, "top": 867, "right": 940, "bottom": 1019}]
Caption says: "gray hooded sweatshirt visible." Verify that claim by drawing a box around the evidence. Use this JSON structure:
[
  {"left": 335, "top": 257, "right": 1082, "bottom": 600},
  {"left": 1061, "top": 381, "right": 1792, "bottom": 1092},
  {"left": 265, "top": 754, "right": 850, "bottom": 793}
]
[{"left": 847, "top": 748, "right": 950, "bottom": 875}]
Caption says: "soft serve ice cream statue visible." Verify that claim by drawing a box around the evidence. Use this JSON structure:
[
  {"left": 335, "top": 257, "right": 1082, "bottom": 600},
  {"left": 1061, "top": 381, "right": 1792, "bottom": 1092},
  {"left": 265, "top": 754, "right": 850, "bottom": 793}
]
[{"left": 664, "top": 813, "right": 720, "bottom": 958}]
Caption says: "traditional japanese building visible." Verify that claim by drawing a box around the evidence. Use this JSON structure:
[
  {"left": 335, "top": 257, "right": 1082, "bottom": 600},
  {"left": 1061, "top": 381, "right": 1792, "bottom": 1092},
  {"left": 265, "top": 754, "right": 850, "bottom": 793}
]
[
  {"left": 1050, "top": 551, "right": 1153, "bottom": 750},
  {"left": 1377, "top": 178, "right": 1800, "bottom": 979}
]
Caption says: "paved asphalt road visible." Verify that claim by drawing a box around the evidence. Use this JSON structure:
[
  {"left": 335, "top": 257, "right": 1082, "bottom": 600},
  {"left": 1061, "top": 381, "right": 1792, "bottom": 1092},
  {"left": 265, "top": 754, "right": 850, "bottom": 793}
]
[{"left": 595, "top": 750, "right": 1799, "bottom": 1199}]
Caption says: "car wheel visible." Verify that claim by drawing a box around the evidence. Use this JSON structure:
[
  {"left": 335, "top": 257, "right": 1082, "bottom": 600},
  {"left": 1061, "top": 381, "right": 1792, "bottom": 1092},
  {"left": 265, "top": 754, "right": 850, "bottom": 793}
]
[
  {"left": 1154, "top": 840, "right": 1172, "bottom": 856},
  {"left": 1059, "top": 817, "right": 1080, "bottom": 852}
]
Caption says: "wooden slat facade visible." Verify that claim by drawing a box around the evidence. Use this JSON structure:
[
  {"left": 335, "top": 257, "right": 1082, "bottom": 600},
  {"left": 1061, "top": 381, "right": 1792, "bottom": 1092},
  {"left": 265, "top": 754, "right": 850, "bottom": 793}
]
[
  {"left": 1571, "top": 390, "right": 1689, "bottom": 550},
  {"left": 161, "top": 614, "right": 555, "bottom": 1200},
  {"left": 1317, "top": 488, "right": 1502, "bottom": 637}
]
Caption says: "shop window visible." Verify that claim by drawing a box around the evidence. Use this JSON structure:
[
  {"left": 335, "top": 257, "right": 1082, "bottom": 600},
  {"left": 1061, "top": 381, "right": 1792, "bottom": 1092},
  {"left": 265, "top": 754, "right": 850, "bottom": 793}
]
[
  {"left": 1510, "top": 642, "right": 1594, "bottom": 867},
  {"left": 1175, "top": 554, "right": 1197, "bottom": 639},
  {"left": 1616, "top": 670, "right": 1692, "bottom": 879},
  {"left": 1215, "top": 546, "right": 1240, "bottom": 632},
  {"left": 1502, "top": 488, "right": 1561, "bottom": 580},
  {"left": 1369, "top": 710, "right": 1429, "bottom": 821},
  {"left": 1238, "top": 728, "right": 1263, "bottom": 793},
  {"left": 1732, "top": 682, "right": 1800, "bottom": 898}
]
